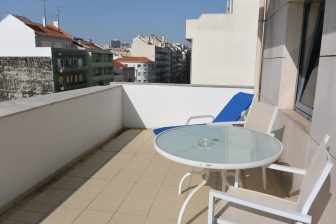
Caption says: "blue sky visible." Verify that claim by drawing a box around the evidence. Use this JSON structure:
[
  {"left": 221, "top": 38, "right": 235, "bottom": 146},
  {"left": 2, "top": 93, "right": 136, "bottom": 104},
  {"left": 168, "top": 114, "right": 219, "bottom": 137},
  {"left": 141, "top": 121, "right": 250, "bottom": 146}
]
[{"left": 0, "top": 0, "right": 227, "bottom": 46}]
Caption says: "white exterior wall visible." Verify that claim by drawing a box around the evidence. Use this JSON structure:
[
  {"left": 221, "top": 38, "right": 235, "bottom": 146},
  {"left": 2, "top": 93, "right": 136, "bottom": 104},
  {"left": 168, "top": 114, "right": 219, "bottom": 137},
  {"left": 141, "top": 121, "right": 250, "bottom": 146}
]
[
  {"left": 260, "top": 0, "right": 336, "bottom": 223},
  {"left": 121, "top": 83, "right": 253, "bottom": 128},
  {"left": 0, "top": 15, "right": 51, "bottom": 57},
  {"left": 186, "top": 0, "right": 259, "bottom": 87},
  {"left": 0, "top": 86, "right": 122, "bottom": 209}
]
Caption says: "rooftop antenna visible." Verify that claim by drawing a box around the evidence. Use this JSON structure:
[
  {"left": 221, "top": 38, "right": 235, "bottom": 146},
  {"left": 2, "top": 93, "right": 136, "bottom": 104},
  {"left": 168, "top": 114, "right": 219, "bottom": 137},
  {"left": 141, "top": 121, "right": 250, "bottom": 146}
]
[{"left": 42, "top": 0, "right": 48, "bottom": 26}]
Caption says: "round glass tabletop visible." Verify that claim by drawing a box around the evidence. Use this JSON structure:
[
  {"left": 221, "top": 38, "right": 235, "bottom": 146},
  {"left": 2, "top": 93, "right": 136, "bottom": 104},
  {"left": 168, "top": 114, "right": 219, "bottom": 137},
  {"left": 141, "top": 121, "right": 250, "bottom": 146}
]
[{"left": 154, "top": 125, "right": 283, "bottom": 169}]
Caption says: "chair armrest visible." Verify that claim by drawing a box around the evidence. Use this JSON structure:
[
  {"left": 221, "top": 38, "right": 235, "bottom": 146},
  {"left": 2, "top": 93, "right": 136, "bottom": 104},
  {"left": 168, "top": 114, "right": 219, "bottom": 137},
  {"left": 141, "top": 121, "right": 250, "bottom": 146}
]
[
  {"left": 186, "top": 115, "right": 215, "bottom": 125},
  {"left": 209, "top": 189, "right": 311, "bottom": 224},
  {"left": 207, "top": 121, "right": 246, "bottom": 126},
  {"left": 267, "top": 164, "right": 306, "bottom": 175}
]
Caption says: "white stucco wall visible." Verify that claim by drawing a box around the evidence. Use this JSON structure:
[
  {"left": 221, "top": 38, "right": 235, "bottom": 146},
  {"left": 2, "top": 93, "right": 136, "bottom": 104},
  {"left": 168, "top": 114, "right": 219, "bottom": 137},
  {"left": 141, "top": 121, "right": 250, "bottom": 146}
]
[
  {"left": 186, "top": 0, "right": 259, "bottom": 87},
  {"left": 121, "top": 83, "right": 253, "bottom": 128},
  {"left": 0, "top": 15, "right": 51, "bottom": 57},
  {"left": 0, "top": 86, "right": 122, "bottom": 209}
]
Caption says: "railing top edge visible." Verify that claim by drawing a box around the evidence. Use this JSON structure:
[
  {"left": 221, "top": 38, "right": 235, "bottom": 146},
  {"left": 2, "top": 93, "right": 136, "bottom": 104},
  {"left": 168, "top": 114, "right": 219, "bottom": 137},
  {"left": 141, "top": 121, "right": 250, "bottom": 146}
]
[
  {"left": 114, "top": 82, "right": 254, "bottom": 89},
  {"left": 0, "top": 85, "right": 122, "bottom": 119}
]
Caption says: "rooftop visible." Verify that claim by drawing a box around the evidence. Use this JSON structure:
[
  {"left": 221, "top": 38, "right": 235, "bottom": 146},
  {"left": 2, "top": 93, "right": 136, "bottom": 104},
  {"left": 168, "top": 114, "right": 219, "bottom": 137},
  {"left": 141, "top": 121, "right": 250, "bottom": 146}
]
[
  {"left": 115, "top": 57, "right": 153, "bottom": 63},
  {"left": 13, "top": 15, "right": 72, "bottom": 40}
]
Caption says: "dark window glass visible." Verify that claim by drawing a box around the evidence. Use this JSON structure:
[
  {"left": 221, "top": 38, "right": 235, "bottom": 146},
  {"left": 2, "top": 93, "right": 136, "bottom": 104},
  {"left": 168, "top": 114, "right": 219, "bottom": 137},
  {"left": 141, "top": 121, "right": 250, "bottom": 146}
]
[{"left": 296, "top": 0, "right": 325, "bottom": 117}]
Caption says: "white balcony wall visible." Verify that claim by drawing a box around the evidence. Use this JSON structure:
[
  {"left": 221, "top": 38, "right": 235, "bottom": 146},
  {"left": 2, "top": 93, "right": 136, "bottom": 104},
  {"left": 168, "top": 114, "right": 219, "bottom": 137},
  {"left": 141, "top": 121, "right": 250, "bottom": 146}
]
[
  {"left": 121, "top": 83, "right": 253, "bottom": 129},
  {"left": 0, "top": 86, "right": 122, "bottom": 209}
]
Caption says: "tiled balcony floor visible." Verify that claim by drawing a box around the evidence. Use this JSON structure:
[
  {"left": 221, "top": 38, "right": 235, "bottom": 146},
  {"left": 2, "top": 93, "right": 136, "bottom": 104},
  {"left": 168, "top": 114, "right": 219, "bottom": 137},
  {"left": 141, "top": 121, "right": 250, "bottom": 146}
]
[{"left": 0, "top": 129, "right": 288, "bottom": 224}]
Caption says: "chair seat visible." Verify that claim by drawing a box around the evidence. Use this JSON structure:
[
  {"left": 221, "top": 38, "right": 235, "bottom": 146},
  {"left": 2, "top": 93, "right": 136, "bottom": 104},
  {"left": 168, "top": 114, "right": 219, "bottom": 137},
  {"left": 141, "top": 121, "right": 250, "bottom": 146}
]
[{"left": 215, "top": 187, "right": 298, "bottom": 224}]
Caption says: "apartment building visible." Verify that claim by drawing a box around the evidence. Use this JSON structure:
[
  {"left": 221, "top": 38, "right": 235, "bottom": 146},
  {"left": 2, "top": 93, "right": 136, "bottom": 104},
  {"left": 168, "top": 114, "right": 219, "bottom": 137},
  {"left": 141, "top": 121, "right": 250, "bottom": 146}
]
[
  {"left": 113, "top": 60, "right": 135, "bottom": 82},
  {"left": 115, "top": 57, "right": 155, "bottom": 83},
  {"left": 186, "top": 0, "right": 260, "bottom": 86},
  {"left": 0, "top": 14, "right": 84, "bottom": 101},
  {"left": 0, "top": 14, "right": 113, "bottom": 101},
  {"left": 131, "top": 35, "right": 172, "bottom": 83}
]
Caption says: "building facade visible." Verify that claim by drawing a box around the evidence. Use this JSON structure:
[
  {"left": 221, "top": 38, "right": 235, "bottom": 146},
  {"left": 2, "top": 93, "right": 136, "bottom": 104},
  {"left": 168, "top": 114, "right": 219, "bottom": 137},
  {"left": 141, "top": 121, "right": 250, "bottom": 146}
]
[
  {"left": 115, "top": 57, "right": 155, "bottom": 83},
  {"left": 131, "top": 35, "right": 171, "bottom": 83},
  {"left": 51, "top": 48, "right": 88, "bottom": 92},
  {"left": 186, "top": 0, "right": 259, "bottom": 86},
  {"left": 0, "top": 14, "right": 113, "bottom": 101},
  {"left": 113, "top": 61, "right": 135, "bottom": 82}
]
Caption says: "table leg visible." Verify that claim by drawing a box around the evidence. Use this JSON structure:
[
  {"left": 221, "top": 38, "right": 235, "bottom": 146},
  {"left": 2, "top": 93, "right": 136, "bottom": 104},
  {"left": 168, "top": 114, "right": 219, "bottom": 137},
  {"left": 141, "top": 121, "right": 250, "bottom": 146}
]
[
  {"left": 221, "top": 170, "right": 227, "bottom": 191},
  {"left": 177, "top": 170, "right": 209, "bottom": 224},
  {"left": 178, "top": 170, "right": 204, "bottom": 195}
]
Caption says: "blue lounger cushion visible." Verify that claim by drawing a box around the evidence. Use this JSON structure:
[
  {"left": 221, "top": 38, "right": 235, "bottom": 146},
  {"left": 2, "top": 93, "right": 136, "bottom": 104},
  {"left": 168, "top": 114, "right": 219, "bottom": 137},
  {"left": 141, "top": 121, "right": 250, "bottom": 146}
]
[{"left": 153, "top": 92, "right": 254, "bottom": 135}]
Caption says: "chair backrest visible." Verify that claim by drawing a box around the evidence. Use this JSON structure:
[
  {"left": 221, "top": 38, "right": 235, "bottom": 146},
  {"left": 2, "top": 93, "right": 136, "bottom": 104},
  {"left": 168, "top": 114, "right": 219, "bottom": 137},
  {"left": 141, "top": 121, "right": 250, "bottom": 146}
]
[
  {"left": 298, "top": 135, "right": 334, "bottom": 214},
  {"left": 212, "top": 92, "right": 254, "bottom": 123},
  {"left": 244, "top": 100, "right": 278, "bottom": 134}
]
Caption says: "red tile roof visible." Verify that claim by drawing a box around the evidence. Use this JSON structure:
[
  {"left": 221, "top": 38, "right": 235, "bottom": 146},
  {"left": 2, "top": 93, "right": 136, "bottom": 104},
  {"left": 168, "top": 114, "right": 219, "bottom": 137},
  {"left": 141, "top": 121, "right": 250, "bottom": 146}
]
[
  {"left": 13, "top": 15, "right": 72, "bottom": 40},
  {"left": 115, "top": 57, "right": 153, "bottom": 63},
  {"left": 113, "top": 61, "right": 125, "bottom": 69}
]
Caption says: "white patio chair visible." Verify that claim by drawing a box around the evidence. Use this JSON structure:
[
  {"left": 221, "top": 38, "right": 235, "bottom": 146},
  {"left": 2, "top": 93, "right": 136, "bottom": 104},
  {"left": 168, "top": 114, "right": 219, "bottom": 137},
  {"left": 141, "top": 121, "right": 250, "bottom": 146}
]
[{"left": 208, "top": 135, "right": 333, "bottom": 224}]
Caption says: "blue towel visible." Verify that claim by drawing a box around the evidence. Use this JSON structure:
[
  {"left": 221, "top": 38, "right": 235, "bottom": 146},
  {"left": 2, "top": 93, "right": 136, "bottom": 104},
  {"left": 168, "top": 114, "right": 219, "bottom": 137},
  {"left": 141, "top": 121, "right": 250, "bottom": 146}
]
[{"left": 153, "top": 92, "right": 254, "bottom": 135}]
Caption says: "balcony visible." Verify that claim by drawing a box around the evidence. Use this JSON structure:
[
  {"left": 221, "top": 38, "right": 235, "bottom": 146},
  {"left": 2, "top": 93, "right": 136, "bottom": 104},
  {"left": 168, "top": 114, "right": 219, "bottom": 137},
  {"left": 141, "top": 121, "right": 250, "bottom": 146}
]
[
  {"left": 58, "top": 66, "right": 88, "bottom": 73},
  {"left": 0, "top": 83, "right": 333, "bottom": 223}
]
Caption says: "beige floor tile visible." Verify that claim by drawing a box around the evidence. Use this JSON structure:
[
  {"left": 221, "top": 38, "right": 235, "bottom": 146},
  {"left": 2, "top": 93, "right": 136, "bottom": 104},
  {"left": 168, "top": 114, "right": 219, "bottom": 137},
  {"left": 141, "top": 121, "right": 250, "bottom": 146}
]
[
  {"left": 92, "top": 168, "right": 119, "bottom": 180},
  {"left": 40, "top": 207, "right": 82, "bottom": 224},
  {"left": 66, "top": 165, "right": 99, "bottom": 178},
  {"left": 148, "top": 198, "right": 182, "bottom": 220},
  {"left": 102, "top": 138, "right": 131, "bottom": 152},
  {"left": 79, "top": 157, "right": 110, "bottom": 168},
  {"left": 108, "top": 213, "right": 145, "bottom": 224},
  {"left": 117, "top": 197, "right": 153, "bottom": 216},
  {"left": 7, "top": 210, "right": 45, "bottom": 224},
  {"left": 72, "top": 210, "right": 113, "bottom": 224},
  {"left": 138, "top": 171, "right": 167, "bottom": 185},
  {"left": 113, "top": 170, "right": 142, "bottom": 182},
  {"left": 169, "top": 163, "right": 193, "bottom": 174},
  {"left": 30, "top": 188, "right": 73, "bottom": 205},
  {"left": 100, "top": 181, "right": 134, "bottom": 196},
  {"left": 51, "top": 176, "right": 87, "bottom": 191},
  {"left": 145, "top": 156, "right": 171, "bottom": 173},
  {"left": 88, "top": 195, "right": 125, "bottom": 212},
  {"left": 148, "top": 186, "right": 184, "bottom": 219},
  {"left": 163, "top": 172, "right": 185, "bottom": 186},
  {"left": 122, "top": 154, "right": 154, "bottom": 171},
  {"left": 103, "top": 153, "right": 135, "bottom": 170},
  {"left": 144, "top": 217, "right": 176, "bottom": 224},
  {"left": 21, "top": 201, "right": 56, "bottom": 214},
  {"left": 60, "top": 191, "right": 97, "bottom": 210},
  {"left": 128, "top": 183, "right": 161, "bottom": 200},
  {"left": 77, "top": 179, "right": 109, "bottom": 194}
]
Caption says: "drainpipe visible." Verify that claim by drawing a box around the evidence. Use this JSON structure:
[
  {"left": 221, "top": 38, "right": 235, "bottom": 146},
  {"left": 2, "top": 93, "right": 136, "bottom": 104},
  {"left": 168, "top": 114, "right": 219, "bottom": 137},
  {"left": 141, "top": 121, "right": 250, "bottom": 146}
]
[{"left": 254, "top": 0, "right": 266, "bottom": 100}]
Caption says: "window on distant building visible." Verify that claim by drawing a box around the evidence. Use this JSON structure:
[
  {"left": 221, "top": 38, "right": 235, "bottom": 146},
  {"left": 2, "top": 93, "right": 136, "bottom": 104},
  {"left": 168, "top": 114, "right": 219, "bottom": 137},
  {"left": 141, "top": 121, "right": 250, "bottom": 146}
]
[
  {"left": 295, "top": 0, "right": 325, "bottom": 118},
  {"left": 138, "top": 72, "right": 142, "bottom": 76},
  {"left": 59, "top": 76, "right": 64, "bottom": 86},
  {"left": 137, "top": 64, "right": 141, "bottom": 67}
]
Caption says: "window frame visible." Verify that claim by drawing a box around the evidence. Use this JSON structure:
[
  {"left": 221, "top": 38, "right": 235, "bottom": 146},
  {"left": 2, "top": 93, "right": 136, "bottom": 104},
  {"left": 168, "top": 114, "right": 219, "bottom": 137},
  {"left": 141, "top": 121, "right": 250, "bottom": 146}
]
[{"left": 295, "top": 0, "right": 325, "bottom": 118}]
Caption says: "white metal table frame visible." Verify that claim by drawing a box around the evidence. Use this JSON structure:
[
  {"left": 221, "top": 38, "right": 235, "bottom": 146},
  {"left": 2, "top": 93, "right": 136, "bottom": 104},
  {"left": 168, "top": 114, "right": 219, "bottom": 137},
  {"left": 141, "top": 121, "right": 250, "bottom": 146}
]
[{"left": 154, "top": 125, "right": 283, "bottom": 224}]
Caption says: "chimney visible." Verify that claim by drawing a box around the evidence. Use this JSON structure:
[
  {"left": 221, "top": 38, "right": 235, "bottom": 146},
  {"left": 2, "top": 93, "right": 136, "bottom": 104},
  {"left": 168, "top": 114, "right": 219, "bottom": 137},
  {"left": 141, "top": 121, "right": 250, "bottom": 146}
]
[
  {"left": 42, "top": 17, "right": 46, "bottom": 27},
  {"left": 53, "top": 19, "right": 59, "bottom": 28},
  {"left": 162, "top": 36, "right": 165, "bottom": 43}
]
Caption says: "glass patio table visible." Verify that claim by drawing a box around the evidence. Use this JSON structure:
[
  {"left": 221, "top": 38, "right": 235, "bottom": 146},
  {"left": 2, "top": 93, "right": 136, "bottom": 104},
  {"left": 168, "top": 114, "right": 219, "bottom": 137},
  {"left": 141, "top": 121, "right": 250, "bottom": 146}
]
[{"left": 154, "top": 125, "right": 283, "bottom": 224}]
